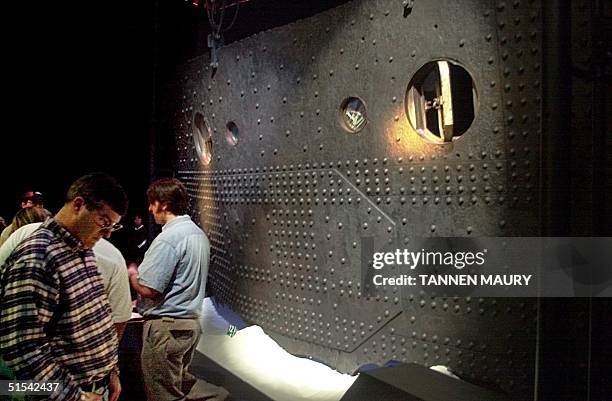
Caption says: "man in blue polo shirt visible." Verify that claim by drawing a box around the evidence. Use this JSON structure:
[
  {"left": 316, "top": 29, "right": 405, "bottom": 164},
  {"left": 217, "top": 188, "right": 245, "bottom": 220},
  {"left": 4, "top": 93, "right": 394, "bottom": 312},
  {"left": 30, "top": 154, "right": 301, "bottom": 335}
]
[{"left": 128, "top": 178, "right": 228, "bottom": 401}]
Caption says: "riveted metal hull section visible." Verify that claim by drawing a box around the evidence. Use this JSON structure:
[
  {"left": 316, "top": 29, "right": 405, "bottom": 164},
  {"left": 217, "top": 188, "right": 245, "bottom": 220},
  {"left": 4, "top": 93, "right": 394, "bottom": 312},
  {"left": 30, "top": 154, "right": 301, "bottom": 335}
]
[{"left": 166, "top": 0, "right": 542, "bottom": 396}]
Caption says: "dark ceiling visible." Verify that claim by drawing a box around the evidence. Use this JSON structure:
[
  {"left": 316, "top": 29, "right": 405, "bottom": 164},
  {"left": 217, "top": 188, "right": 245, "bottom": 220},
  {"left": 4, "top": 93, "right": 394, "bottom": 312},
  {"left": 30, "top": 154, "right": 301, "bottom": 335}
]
[{"left": 1, "top": 0, "right": 350, "bottom": 220}]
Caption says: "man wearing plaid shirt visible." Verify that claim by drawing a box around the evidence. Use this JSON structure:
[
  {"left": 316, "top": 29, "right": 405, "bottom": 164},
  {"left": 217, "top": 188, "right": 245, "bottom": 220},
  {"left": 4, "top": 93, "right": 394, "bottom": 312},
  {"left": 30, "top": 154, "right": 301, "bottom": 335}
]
[{"left": 0, "top": 173, "right": 128, "bottom": 401}]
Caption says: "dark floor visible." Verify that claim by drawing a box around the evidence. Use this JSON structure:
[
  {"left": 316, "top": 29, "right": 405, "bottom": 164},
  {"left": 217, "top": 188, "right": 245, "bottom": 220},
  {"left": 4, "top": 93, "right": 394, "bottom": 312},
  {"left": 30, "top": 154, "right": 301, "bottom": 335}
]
[
  {"left": 191, "top": 352, "right": 273, "bottom": 401},
  {"left": 118, "top": 320, "right": 272, "bottom": 401}
]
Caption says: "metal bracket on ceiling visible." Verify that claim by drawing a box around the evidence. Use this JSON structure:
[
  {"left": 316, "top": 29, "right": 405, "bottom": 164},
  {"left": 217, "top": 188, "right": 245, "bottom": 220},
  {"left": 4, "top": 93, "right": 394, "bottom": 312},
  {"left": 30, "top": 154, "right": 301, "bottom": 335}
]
[
  {"left": 208, "top": 33, "right": 224, "bottom": 75},
  {"left": 403, "top": 0, "right": 414, "bottom": 18}
]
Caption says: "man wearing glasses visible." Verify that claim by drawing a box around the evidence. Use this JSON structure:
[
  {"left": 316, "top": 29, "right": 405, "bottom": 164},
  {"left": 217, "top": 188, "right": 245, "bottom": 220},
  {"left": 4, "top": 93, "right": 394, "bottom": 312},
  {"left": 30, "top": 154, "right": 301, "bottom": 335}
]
[{"left": 0, "top": 173, "right": 128, "bottom": 401}]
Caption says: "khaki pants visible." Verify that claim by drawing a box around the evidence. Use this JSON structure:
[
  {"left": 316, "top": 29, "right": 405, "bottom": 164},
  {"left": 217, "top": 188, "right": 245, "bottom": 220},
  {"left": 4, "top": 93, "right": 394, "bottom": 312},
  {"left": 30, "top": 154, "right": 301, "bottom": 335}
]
[{"left": 141, "top": 317, "right": 229, "bottom": 401}]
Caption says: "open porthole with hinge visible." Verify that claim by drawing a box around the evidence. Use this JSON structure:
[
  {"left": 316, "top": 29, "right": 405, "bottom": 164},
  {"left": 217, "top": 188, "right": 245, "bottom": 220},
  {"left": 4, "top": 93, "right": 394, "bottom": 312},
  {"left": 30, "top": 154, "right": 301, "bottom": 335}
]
[
  {"left": 193, "top": 111, "right": 213, "bottom": 165},
  {"left": 339, "top": 96, "right": 368, "bottom": 133},
  {"left": 406, "top": 60, "right": 478, "bottom": 144}
]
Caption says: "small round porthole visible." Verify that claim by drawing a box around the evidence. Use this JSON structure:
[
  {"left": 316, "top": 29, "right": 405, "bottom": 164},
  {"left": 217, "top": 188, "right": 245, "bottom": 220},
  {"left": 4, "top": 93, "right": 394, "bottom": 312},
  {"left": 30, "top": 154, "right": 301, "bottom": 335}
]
[
  {"left": 339, "top": 97, "right": 367, "bottom": 133},
  {"left": 193, "top": 112, "right": 213, "bottom": 165},
  {"left": 406, "top": 60, "right": 478, "bottom": 144},
  {"left": 226, "top": 121, "right": 239, "bottom": 146}
]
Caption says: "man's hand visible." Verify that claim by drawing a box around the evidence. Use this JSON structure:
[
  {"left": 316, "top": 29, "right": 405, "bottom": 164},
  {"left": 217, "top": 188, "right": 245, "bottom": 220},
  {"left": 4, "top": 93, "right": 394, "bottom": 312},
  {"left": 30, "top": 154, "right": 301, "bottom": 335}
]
[
  {"left": 128, "top": 263, "right": 161, "bottom": 299},
  {"left": 127, "top": 263, "right": 138, "bottom": 280},
  {"left": 109, "top": 370, "right": 122, "bottom": 401}
]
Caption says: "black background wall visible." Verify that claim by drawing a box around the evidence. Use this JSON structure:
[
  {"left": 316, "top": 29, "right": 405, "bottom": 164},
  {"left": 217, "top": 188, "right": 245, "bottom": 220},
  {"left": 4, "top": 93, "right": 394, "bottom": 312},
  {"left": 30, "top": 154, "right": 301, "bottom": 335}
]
[
  {"left": 1, "top": 1, "right": 154, "bottom": 219},
  {"left": 1, "top": 0, "right": 349, "bottom": 221},
  {"left": 160, "top": 0, "right": 612, "bottom": 399}
]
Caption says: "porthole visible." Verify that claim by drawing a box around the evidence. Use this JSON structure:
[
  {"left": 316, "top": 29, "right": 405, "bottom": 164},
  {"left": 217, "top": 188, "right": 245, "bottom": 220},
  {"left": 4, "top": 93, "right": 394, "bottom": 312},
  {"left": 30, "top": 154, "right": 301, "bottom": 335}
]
[
  {"left": 193, "top": 112, "right": 213, "bottom": 165},
  {"left": 226, "top": 121, "right": 239, "bottom": 146},
  {"left": 339, "top": 97, "right": 368, "bottom": 133},
  {"left": 406, "top": 60, "right": 478, "bottom": 144}
]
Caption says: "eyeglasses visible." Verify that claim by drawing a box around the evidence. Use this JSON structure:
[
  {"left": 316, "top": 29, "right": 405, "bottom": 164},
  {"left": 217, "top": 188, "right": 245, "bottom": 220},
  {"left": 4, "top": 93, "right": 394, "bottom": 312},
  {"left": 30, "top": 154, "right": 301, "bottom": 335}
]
[{"left": 94, "top": 212, "right": 123, "bottom": 232}]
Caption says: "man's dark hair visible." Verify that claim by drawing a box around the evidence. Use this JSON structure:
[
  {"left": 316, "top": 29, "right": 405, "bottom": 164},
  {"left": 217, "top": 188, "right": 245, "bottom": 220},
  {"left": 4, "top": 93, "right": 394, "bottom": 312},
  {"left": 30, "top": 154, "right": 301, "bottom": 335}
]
[
  {"left": 147, "top": 178, "right": 188, "bottom": 215},
  {"left": 66, "top": 173, "right": 129, "bottom": 216}
]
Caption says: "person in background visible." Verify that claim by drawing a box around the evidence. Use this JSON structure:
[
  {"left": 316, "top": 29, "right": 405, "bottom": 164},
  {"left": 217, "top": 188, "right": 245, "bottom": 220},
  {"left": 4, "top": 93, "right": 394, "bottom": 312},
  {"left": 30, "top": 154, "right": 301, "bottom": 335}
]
[
  {"left": 125, "top": 214, "right": 149, "bottom": 301},
  {"left": 128, "top": 178, "right": 228, "bottom": 401},
  {"left": 20, "top": 190, "right": 44, "bottom": 209},
  {"left": 0, "top": 191, "right": 45, "bottom": 247},
  {"left": 126, "top": 214, "right": 148, "bottom": 264},
  {"left": 0, "top": 173, "right": 128, "bottom": 401},
  {"left": 0, "top": 206, "right": 51, "bottom": 246},
  {"left": 0, "top": 216, "right": 6, "bottom": 231}
]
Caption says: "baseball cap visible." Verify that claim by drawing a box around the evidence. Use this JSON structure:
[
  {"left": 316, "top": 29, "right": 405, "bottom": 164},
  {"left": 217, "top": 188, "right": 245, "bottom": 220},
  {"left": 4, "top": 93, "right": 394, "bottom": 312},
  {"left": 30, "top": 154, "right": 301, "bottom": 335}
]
[{"left": 22, "top": 191, "right": 44, "bottom": 206}]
